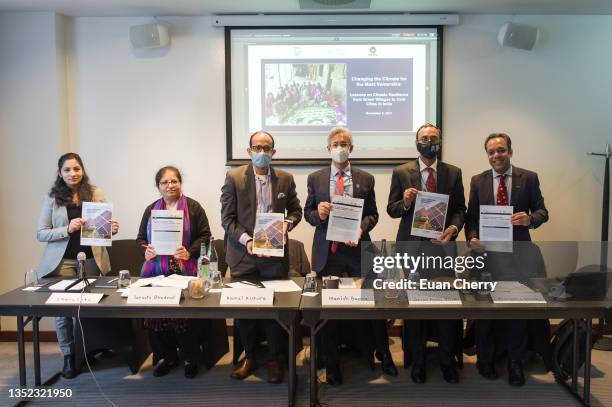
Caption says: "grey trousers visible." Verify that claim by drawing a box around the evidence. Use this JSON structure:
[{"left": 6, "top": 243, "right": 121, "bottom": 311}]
[{"left": 50, "top": 259, "right": 100, "bottom": 356}]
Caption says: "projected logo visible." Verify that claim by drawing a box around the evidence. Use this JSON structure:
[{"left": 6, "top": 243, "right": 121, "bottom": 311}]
[{"left": 368, "top": 46, "right": 377, "bottom": 56}]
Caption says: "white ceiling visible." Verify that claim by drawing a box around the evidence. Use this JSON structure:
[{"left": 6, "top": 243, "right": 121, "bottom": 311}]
[{"left": 0, "top": 0, "right": 611, "bottom": 17}]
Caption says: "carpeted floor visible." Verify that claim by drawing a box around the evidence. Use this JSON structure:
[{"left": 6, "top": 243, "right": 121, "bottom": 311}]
[{"left": 0, "top": 336, "right": 610, "bottom": 406}]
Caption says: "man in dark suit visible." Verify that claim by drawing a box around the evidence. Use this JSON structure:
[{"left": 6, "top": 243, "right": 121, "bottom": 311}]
[
  {"left": 304, "top": 126, "right": 397, "bottom": 385},
  {"left": 220, "top": 130, "right": 302, "bottom": 384},
  {"left": 387, "top": 123, "right": 466, "bottom": 384},
  {"left": 464, "top": 133, "right": 549, "bottom": 386}
]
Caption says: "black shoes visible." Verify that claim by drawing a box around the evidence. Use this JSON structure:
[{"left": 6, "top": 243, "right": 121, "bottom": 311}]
[
  {"left": 153, "top": 358, "right": 179, "bottom": 377},
  {"left": 441, "top": 364, "right": 459, "bottom": 384},
  {"left": 381, "top": 352, "right": 398, "bottom": 377},
  {"left": 326, "top": 364, "right": 343, "bottom": 386},
  {"left": 477, "top": 362, "right": 498, "bottom": 380},
  {"left": 411, "top": 363, "right": 426, "bottom": 384},
  {"left": 508, "top": 359, "right": 525, "bottom": 387},
  {"left": 62, "top": 354, "right": 77, "bottom": 379},
  {"left": 184, "top": 362, "right": 198, "bottom": 379}
]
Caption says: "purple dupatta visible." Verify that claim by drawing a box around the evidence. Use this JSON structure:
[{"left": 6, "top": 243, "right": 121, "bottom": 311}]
[{"left": 140, "top": 195, "right": 197, "bottom": 277}]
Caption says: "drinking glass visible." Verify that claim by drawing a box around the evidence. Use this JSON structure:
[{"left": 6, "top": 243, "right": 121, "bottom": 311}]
[
  {"left": 118, "top": 270, "right": 132, "bottom": 288},
  {"left": 24, "top": 269, "right": 39, "bottom": 287}
]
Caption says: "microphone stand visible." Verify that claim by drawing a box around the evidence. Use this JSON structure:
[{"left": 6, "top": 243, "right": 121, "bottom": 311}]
[
  {"left": 78, "top": 256, "right": 92, "bottom": 292},
  {"left": 589, "top": 144, "right": 612, "bottom": 350}
]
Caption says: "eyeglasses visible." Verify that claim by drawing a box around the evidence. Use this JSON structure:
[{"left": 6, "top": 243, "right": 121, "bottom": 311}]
[
  {"left": 417, "top": 137, "right": 440, "bottom": 145},
  {"left": 159, "top": 180, "right": 180, "bottom": 186},
  {"left": 251, "top": 145, "right": 273, "bottom": 153}
]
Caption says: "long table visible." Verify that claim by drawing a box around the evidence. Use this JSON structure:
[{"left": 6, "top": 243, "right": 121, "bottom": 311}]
[
  {"left": 300, "top": 279, "right": 611, "bottom": 407},
  {"left": 0, "top": 277, "right": 303, "bottom": 407},
  {"left": 2, "top": 277, "right": 611, "bottom": 406}
]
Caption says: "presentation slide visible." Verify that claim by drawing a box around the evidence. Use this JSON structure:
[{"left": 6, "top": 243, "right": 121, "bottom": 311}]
[{"left": 228, "top": 27, "right": 441, "bottom": 163}]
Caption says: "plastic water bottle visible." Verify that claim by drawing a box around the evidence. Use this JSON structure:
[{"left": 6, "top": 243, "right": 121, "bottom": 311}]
[
  {"left": 197, "top": 241, "right": 210, "bottom": 280},
  {"left": 209, "top": 237, "right": 223, "bottom": 289}
]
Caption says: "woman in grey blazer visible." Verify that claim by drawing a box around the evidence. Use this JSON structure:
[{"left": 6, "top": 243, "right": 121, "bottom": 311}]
[{"left": 36, "top": 152, "right": 119, "bottom": 379}]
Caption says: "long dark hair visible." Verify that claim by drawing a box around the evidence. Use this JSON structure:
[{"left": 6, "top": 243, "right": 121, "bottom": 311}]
[{"left": 49, "top": 153, "right": 94, "bottom": 206}]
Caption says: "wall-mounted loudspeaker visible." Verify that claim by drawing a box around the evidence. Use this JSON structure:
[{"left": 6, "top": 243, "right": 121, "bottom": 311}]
[
  {"left": 498, "top": 22, "right": 538, "bottom": 51},
  {"left": 129, "top": 23, "right": 169, "bottom": 49}
]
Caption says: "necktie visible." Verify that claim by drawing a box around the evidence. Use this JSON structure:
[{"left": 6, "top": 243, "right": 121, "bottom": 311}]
[
  {"left": 335, "top": 169, "right": 344, "bottom": 196},
  {"left": 425, "top": 167, "right": 436, "bottom": 193},
  {"left": 331, "top": 170, "right": 344, "bottom": 254},
  {"left": 496, "top": 174, "right": 508, "bottom": 205},
  {"left": 256, "top": 177, "right": 265, "bottom": 213}
]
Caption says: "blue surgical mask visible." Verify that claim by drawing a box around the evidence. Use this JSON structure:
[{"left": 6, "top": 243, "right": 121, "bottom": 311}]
[{"left": 251, "top": 152, "right": 272, "bottom": 168}]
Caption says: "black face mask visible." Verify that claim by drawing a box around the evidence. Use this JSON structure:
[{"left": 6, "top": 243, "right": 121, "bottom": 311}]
[{"left": 417, "top": 143, "right": 440, "bottom": 159}]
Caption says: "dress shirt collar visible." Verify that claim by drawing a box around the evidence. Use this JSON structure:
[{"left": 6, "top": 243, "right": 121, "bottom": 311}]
[
  {"left": 254, "top": 167, "right": 271, "bottom": 180},
  {"left": 492, "top": 165, "right": 512, "bottom": 179},
  {"left": 418, "top": 157, "right": 438, "bottom": 172},
  {"left": 331, "top": 162, "right": 351, "bottom": 179}
]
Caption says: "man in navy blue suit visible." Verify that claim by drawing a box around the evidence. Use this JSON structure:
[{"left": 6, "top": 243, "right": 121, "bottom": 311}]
[
  {"left": 465, "top": 133, "right": 549, "bottom": 386},
  {"left": 304, "top": 126, "right": 396, "bottom": 384}
]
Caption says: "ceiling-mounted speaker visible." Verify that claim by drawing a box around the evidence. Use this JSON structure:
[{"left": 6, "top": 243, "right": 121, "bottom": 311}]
[
  {"left": 498, "top": 22, "right": 538, "bottom": 51},
  {"left": 130, "top": 23, "right": 169, "bottom": 49}
]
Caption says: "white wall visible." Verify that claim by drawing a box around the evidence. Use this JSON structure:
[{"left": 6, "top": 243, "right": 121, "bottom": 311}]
[
  {"left": 0, "top": 12, "right": 69, "bottom": 331},
  {"left": 1, "top": 13, "right": 611, "bottom": 330},
  {"left": 444, "top": 15, "right": 612, "bottom": 241}
]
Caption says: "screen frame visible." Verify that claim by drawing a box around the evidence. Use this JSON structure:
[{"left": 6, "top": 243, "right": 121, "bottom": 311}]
[{"left": 224, "top": 25, "right": 444, "bottom": 166}]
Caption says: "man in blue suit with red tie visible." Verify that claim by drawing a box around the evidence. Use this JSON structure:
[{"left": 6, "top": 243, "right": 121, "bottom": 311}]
[{"left": 465, "top": 133, "right": 549, "bottom": 386}]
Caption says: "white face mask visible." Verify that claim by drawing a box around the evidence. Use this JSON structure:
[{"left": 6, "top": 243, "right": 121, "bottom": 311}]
[{"left": 331, "top": 147, "right": 350, "bottom": 164}]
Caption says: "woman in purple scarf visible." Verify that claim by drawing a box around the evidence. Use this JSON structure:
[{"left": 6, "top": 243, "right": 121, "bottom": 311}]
[{"left": 136, "top": 166, "right": 211, "bottom": 378}]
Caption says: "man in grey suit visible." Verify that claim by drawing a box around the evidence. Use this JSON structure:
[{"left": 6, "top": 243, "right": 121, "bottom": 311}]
[
  {"left": 464, "top": 133, "right": 549, "bottom": 386},
  {"left": 304, "top": 126, "right": 397, "bottom": 385},
  {"left": 220, "top": 130, "right": 302, "bottom": 384},
  {"left": 387, "top": 123, "right": 466, "bottom": 384}
]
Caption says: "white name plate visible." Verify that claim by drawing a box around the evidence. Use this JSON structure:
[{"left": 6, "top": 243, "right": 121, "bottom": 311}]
[
  {"left": 46, "top": 293, "right": 104, "bottom": 305},
  {"left": 220, "top": 288, "right": 274, "bottom": 306},
  {"left": 322, "top": 289, "right": 375, "bottom": 307},
  {"left": 127, "top": 287, "right": 181, "bottom": 305}
]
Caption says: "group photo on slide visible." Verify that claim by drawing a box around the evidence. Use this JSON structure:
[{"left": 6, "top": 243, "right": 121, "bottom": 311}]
[{"left": 263, "top": 63, "right": 347, "bottom": 127}]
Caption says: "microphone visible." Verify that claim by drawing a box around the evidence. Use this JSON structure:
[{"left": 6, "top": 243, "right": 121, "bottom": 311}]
[{"left": 77, "top": 252, "right": 87, "bottom": 280}]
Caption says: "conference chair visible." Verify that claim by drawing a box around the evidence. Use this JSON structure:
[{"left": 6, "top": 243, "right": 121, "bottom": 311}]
[
  {"left": 107, "top": 238, "right": 144, "bottom": 277},
  {"left": 288, "top": 238, "right": 311, "bottom": 277}
]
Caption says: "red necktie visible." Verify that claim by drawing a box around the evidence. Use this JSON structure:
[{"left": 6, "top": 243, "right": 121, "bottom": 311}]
[
  {"left": 425, "top": 167, "right": 436, "bottom": 193},
  {"left": 331, "top": 170, "right": 344, "bottom": 254},
  {"left": 496, "top": 174, "right": 508, "bottom": 205}
]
